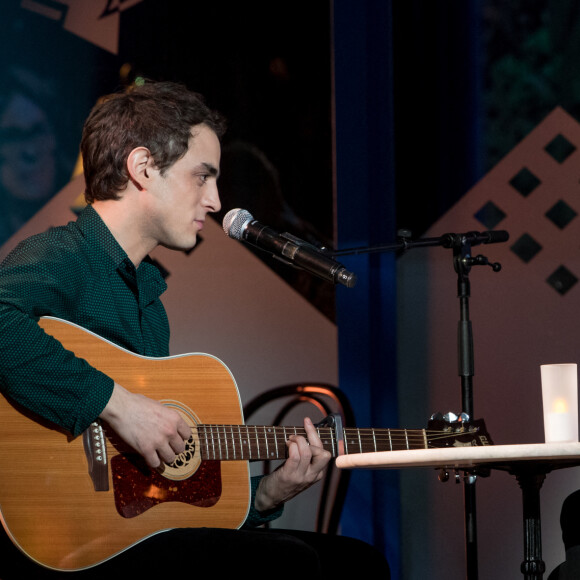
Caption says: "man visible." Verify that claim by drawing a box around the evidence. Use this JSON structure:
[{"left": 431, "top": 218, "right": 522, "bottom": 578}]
[{"left": 0, "top": 81, "right": 389, "bottom": 578}]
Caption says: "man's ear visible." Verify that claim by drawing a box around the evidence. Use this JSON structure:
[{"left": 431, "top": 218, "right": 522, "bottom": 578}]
[{"left": 126, "top": 147, "right": 153, "bottom": 191}]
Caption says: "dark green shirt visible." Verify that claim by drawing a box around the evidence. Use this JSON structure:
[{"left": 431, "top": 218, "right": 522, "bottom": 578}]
[
  {"left": 0, "top": 205, "right": 280, "bottom": 526},
  {"left": 0, "top": 205, "right": 169, "bottom": 436}
]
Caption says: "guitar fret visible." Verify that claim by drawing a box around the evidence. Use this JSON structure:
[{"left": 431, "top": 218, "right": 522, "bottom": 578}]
[
  {"left": 252, "top": 425, "right": 258, "bottom": 459},
  {"left": 258, "top": 426, "right": 268, "bottom": 459},
  {"left": 206, "top": 426, "right": 213, "bottom": 459},
  {"left": 422, "top": 429, "right": 428, "bottom": 449},
  {"left": 202, "top": 426, "right": 208, "bottom": 459},
  {"left": 357, "top": 429, "right": 362, "bottom": 453},
  {"left": 388, "top": 429, "right": 392, "bottom": 451},
  {"left": 215, "top": 426, "right": 221, "bottom": 459},
  {"left": 245, "top": 425, "right": 251, "bottom": 458},
  {"left": 225, "top": 426, "right": 229, "bottom": 459},
  {"left": 319, "top": 427, "right": 333, "bottom": 456},
  {"left": 216, "top": 426, "right": 222, "bottom": 459},
  {"left": 272, "top": 427, "right": 278, "bottom": 459},
  {"left": 242, "top": 425, "right": 248, "bottom": 459},
  {"left": 214, "top": 427, "right": 219, "bottom": 459},
  {"left": 404, "top": 429, "right": 409, "bottom": 450}
]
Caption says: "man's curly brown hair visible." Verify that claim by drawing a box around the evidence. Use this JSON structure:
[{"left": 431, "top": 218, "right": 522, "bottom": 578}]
[{"left": 80, "top": 81, "right": 226, "bottom": 203}]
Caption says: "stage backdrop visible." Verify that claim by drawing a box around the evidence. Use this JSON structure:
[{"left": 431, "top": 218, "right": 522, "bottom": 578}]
[{"left": 397, "top": 106, "right": 580, "bottom": 579}]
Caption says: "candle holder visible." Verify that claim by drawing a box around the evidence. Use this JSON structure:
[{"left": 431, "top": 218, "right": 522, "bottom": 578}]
[{"left": 540, "top": 363, "right": 578, "bottom": 443}]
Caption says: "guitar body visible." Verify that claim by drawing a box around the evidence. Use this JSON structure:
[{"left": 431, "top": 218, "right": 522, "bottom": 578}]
[{"left": 0, "top": 317, "right": 250, "bottom": 571}]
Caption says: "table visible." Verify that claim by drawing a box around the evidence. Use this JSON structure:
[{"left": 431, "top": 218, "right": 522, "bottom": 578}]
[{"left": 336, "top": 442, "right": 580, "bottom": 579}]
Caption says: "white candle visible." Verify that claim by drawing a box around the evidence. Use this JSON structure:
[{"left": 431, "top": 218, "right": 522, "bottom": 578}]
[{"left": 541, "top": 364, "right": 579, "bottom": 444}]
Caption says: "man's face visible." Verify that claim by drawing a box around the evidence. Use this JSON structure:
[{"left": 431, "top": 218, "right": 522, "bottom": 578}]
[{"left": 144, "top": 123, "right": 221, "bottom": 251}]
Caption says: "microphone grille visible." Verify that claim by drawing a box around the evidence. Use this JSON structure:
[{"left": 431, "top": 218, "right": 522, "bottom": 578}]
[{"left": 223, "top": 208, "right": 253, "bottom": 240}]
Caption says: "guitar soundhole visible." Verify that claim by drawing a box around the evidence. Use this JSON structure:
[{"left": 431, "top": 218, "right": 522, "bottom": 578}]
[
  {"left": 165, "top": 434, "right": 197, "bottom": 471},
  {"left": 159, "top": 399, "right": 202, "bottom": 481}
]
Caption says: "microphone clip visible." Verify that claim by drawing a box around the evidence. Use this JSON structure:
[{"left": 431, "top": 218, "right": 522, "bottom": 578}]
[{"left": 279, "top": 232, "right": 328, "bottom": 257}]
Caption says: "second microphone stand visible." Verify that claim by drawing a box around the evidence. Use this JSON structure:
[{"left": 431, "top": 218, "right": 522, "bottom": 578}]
[
  {"left": 332, "top": 229, "right": 507, "bottom": 580},
  {"left": 443, "top": 232, "right": 503, "bottom": 580}
]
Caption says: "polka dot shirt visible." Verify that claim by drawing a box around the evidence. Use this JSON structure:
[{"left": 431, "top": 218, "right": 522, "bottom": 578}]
[{"left": 0, "top": 205, "right": 168, "bottom": 436}]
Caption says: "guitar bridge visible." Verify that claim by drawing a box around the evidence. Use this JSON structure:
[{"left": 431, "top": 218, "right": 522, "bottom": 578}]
[{"left": 82, "top": 420, "right": 109, "bottom": 491}]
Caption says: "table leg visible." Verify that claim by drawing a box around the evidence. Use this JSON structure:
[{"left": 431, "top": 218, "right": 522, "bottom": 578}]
[
  {"left": 515, "top": 471, "right": 547, "bottom": 580},
  {"left": 465, "top": 476, "right": 478, "bottom": 579}
]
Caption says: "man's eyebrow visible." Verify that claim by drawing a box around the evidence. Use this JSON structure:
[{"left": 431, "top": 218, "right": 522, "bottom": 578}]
[{"left": 200, "top": 162, "right": 219, "bottom": 177}]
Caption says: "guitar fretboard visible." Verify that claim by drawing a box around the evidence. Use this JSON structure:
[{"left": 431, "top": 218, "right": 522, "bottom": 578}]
[{"left": 196, "top": 425, "right": 432, "bottom": 461}]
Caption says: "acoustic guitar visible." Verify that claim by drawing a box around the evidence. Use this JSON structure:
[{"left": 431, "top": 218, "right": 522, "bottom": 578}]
[{"left": 0, "top": 317, "right": 492, "bottom": 571}]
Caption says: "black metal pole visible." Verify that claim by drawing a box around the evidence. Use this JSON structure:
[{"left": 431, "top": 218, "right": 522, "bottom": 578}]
[{"left": 454, "top": 242, "right": 479, "bottom": 580}]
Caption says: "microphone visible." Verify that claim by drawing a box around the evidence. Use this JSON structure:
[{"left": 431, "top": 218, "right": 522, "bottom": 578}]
[{"left": 222, "top": 208, "right": 357, "bottom": 288}]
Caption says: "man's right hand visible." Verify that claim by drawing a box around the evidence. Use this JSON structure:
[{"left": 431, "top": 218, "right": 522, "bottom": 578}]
[{"left": 99, "top": 383, "right": 192, "bottom": 468}]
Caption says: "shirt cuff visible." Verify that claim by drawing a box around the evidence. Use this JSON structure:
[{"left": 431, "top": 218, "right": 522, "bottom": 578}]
[{"left": 243, "top": 475, "right": 284, "bottom": 528}]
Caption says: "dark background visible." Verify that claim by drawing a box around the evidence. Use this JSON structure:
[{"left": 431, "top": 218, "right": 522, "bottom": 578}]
[{"left": 3, "top": 0, "right": 580, "bottom": 312}]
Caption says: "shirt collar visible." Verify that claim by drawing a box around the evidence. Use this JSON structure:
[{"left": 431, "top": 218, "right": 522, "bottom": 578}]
[
  {"left": 76, "top": 204, "right": 129, "bottom": 271},
  {"left": 75, "top": 205, "right": 168, "bottom": 304}
]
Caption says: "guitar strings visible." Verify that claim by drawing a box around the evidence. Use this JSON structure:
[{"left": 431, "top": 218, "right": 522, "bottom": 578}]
[
  {"left": 195, "top": 427, "right": 473, "bottom": 439},
  {"left": 193, "top": 426, "right": 478, "bottom": 453}
]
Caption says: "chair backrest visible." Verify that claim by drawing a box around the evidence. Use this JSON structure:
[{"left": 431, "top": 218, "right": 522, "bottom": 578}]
[{"left": 243, "top": 383, "right": 355, "bottom": 534}]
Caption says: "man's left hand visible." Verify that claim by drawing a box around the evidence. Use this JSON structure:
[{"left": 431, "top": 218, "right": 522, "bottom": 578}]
[{"left": 253, "top": 416, "right": 332, "bottom": 513}]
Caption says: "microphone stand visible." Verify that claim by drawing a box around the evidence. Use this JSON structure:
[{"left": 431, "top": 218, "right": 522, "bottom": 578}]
[{"left": 331, "top": 229, "right": 506, "bottom": 580}]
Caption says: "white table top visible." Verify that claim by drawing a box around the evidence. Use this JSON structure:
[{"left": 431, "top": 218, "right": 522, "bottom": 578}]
[{"left": 335, "top": 442, "right": 580, "bottom": 470}]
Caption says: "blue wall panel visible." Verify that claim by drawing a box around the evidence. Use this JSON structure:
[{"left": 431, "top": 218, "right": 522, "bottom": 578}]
[{"left": 333, "top": 1, "right": 400, "bottom": 576}]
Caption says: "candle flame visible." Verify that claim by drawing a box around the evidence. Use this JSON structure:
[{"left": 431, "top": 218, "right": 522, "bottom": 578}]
[{"left": 553, "top": 398, "right": 569, "bottom": 414}]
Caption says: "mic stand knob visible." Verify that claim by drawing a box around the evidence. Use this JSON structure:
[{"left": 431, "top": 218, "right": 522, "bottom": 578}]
[{"left": 463, "top": 254, "right": 502, "bottom": 272}]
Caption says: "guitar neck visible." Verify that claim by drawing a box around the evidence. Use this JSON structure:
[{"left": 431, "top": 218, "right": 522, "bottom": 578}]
[{"left": 197, "top": 425, "right": 429, "bottom": 461}]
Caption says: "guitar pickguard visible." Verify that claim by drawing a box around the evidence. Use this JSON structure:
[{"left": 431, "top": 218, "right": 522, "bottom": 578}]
[{"left": 111, "top": 454, "right": 222, "bottom": 518}]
